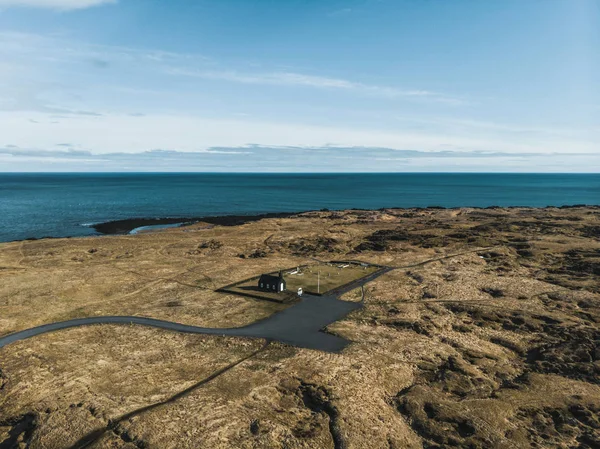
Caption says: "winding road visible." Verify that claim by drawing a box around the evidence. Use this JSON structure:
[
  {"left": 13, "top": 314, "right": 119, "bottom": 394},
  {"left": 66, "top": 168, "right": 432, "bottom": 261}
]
[
  {"left": 0, "top": 248, "right": 482, "bottom": 354},
  {"left": 0, "top": 268, "right": 393, "bottom": 353},
  {"left": 0, "top": 296, "right": 359, "bottom": 353}
]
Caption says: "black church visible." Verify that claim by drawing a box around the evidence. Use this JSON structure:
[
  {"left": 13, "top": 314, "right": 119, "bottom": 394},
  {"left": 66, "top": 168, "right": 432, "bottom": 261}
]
[{"left": 258, "top": 271, "right": 286, "bottom": 293}]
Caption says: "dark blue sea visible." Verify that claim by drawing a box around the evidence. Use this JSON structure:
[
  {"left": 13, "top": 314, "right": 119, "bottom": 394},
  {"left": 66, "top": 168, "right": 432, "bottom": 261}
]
[{"left": 0, "top": 173, "right": 598, "bottom": 243}]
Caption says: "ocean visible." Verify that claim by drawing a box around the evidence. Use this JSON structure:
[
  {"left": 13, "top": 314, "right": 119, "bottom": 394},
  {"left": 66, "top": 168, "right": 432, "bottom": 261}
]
[{"left": 0, "top": 173, "right": 598, "bottom": 243}]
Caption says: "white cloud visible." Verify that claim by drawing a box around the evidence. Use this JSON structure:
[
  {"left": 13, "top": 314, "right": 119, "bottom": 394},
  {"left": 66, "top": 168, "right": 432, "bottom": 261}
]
[
  {"left": 1, "top": 110, "right": 597, "bottom": 157},
  {"left": 167, "top": 68, "right": 462, "bottom": 104},
  {"left": 0, "top": 30, "right": 463, "bottom": 118},
  {"left": 2, "top": 144, "right": 599, "bottom": 173},
  {"left": 394, "top": 115, "right": 596, "bottom": 138},
  {"left": 0, "top": 31, "right": 597, "bottom": 172},
  {"left": 329, "top": 8, "right": 353, "bottom": 16},
  {"left": 0, "top": 0, "right": 116, "bottom": 10}
]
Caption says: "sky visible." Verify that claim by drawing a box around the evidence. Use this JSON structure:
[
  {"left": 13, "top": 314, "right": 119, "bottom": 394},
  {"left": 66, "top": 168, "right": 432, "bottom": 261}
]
[{"left": 0, "top": 0, "right": 598, "bottom": 172}]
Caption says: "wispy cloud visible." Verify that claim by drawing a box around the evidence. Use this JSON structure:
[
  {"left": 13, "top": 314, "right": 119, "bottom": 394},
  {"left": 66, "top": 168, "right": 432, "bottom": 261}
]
[
  {"left": 329, "top": 8, "right": 354, "bottom": 17},
  {"left": 0, "top": 31, "right": 596, "bottom": 173},
  {"left": 0, "top": 31, "right": 215, "bottom": 115},
  {"left": 2, "top": 110, "right": 598, "bottom": 157},
  {"left": 394, "top": 115, "right": 596, "bottom": 138},
  {"left": 2, "top": 145, "right": 598, "bottom": 173},
  {"left": 0, "top": 29, "right": 463, "bottom": 122},
  {"left": 167, "top": 68, "right": 463, "bottom": 104},
  {"left": 0, "top": 0, "right": 116, "bottom": 10}
]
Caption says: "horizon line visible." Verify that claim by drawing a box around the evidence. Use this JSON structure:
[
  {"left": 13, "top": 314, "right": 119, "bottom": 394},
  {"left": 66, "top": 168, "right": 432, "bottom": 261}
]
[{"left": 1, "top": 171, "right": 599, "bottom": 175}]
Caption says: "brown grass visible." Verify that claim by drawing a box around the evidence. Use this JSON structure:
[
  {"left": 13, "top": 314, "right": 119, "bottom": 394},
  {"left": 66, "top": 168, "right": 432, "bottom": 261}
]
[
  {"left": 225, "top": 262, "right": 380, "bottom": 301},
  {"left": 1, "top": 206, "right": 600, "bottom": 448}
]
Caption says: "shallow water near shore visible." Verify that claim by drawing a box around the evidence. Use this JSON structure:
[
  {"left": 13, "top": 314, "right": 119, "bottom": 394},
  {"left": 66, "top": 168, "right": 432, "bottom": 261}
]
[
  {"left": 1, "top": 173, "right": 599, "bottom": 242},
  {"left": 129, "top": 223, "right": 185, "bottom": 235}
]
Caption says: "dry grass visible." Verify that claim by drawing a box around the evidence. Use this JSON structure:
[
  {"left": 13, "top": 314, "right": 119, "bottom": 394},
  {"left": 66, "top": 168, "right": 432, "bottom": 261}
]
[
  {"left": 283, "top": 263, "right": 379, "bottom": 295},
  {"left": 1, "top": 206, "right": 600, "bottom": 448},
  {"left": 225, "top": 262, "right": 380, "bottom": 301},
  {"left": 0, "top": 221, "right": 318, "bottom": 336},
  {"left": 0, "top": 325, "right": 264, "bottom": 448}
]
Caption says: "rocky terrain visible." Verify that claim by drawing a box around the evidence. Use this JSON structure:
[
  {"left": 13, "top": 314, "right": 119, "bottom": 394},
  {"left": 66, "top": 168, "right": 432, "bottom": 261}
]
[{"left": 0, "top": 206, "right": 599, "bottom": 448}]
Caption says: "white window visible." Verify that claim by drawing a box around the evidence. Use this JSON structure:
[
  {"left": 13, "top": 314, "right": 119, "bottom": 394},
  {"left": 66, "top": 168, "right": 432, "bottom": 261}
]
[{"left": 260, "top": 283, "right": 263, "bottom": 288}]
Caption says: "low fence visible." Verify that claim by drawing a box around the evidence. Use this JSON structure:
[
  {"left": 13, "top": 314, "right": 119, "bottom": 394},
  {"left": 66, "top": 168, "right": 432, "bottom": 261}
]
[{"left": 216, "top": 260, "right": 386, "bottom": 301}]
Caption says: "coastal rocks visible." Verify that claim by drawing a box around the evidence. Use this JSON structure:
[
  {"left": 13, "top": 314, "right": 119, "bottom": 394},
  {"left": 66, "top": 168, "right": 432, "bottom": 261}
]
[
  {"left": 444, "top": 300, "right": 600, "bottom": 384},
  {"left": 526, "top": 328, "right": 600, "bottom": 384},
  {"left": 481, "top": 287, "right": 505, "bottom": 298},
  {"left": 354, "top": 225, "right": 504, "bottom": 253},
  {"left": 406, "top": 271, "right": 424, "bottom": 284},
  {"left": 395, "top": 388, "right": 484, "bottom": 448},
  {"left": 0, "top": 413, "right": 37, "bottom": 449},
  {"left": 286, "top": 236, "right": 339, "bottom": 256},
  {"left": 508, "top": 241, "right": 535, "bottom": 259},
  {"left": 198, "top": 239, "right": 223, "bottom": 250},
  {"left": 186, "top": 239, "right": 223, "bottom": 255},
  {"left": 386, "top": 319, "right": 434, "bottom": 337},
  {"left": 419, "top": 354, "right": 505, "bottom": 399},
  {"left": 248, "top": 249, "right": 268, "bottom": 258},
  {"left": 539, "top": 249, "right": 600, "bottom": 293},
  {"left": 478, "top": 249, "right": 520, "bottom": 273},
  {"left": 510, "top": 405, "right": 600, "bottom": 448},
  {"left": 354, "top": 229, "right": 409, "bottom": 252},
  {"left": 581, "top": 226, "right": 600, "bottom": 240},
  {"left": 394, "top": 353, "right": 600, "bottom": 449},
  {"left": 296, "top": 382, "right": 346, "bottom": 449},
  {"left": 249, "top": 419, "right": 261, "bottom": 436},
  {"left": 91, "top": 212, "right": 298, "bottom": 235},
  {"left": 353, "top": 240, "right": 388, "bottom": 252},
  {"left": 556, "top": 249, "right": 600, "bottom": 277},
  {"left": 269, "top": 236, "right": 341, "bottom": 256},
  {"left": 236, "top": 248, "right": 269, "bottom": 258},
  {"left": 444, "top": 303, "right": 560, "bottom": 334}
]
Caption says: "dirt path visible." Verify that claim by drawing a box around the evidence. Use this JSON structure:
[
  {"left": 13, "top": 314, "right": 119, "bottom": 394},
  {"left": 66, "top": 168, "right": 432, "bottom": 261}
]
[
  {"left": 391, "top": 246, "right": 500, "bottom": 270},
  {"left": 69, "top": 342, "right": 271, "bottom": 449},
  {"left": 17, "top": 240, "right": 27, "bottom": 267}
]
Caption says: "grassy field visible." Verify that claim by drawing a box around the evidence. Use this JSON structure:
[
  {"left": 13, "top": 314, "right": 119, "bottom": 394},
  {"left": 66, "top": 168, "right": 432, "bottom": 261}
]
[
  {"left": 224, "top": 262, "right": 380, "bottom": 301},
  {"left": 2, "top": 207, "right": 600, "bottom": 448},
  {"left": 283, "top": 263, "right": 380, "bottom": 295}
]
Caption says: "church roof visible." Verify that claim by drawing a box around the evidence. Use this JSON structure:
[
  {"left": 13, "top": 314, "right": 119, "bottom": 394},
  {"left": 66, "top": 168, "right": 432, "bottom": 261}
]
[{"left": 259, "top": 272, "right": 285, "bottom": 284}]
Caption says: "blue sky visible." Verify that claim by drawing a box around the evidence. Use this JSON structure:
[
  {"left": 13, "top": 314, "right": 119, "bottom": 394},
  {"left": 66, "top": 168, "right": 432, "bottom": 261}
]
[{"left": 0, "top": 0, "right": 598, "bottom": 172}]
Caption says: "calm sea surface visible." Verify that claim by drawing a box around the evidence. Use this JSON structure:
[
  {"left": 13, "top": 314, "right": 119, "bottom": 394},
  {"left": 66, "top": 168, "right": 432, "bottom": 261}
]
[{"left": 0, "top": 173, "right": 598, "bottom": 242}]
